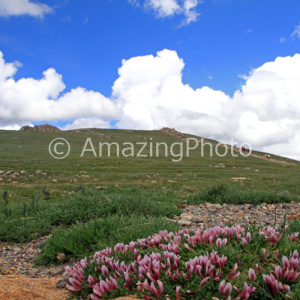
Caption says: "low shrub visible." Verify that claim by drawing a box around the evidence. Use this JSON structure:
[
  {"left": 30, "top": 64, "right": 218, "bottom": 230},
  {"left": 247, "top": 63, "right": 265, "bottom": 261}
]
[
  {"left": 65, "top": 221, "right": 300, "bottom": 299},
  {"left": 36, "top": 214, "right": 181, "bottom": 264}
]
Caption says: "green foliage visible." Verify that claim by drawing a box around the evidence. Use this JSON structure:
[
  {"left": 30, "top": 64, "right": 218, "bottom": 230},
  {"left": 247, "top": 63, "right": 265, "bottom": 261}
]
[
  {"left": 2, "top": 201, "right": 12, "bottom": 217},
  {"left": 22, "top": 192, "right": 42, "bottom": 216},
  {"left": 0, "top": 187, "right": 181, "bottom": 243},
  {"left": 37, "top": 214, "right": 180, "bottom": 264},
  {"left": 187, "top": 184, "right": 295, "bottom": 205}
]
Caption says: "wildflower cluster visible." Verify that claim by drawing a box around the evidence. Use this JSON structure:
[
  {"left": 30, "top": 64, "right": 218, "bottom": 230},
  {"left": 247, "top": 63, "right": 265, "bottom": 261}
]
[{"left": 66, "top": 223, "right": 300, "bottom": 299}]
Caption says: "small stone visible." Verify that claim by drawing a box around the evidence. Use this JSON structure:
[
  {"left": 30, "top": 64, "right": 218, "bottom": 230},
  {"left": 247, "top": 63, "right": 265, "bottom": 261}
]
[
  {"left": 215, "top": 204, "right": 222, "bottom": 209},
  {"left": 35, "top": 170, "right": 42, "bottom": 174},
  {"left": 4, "top": 170, "right": 14, "bottom": 176},
  {"left": 191, "top": 217, "right": 202, "bottom": 223},
  {"left": 236, "top": 213, "right": 245, "bottom": 217},
  {"left": 28, "top": 268, "right": 38, "bottom": 275},
  {"left": 12, "top": 247, "right": 22, "bottom": 253},
  {"left": 177, "top": 219, "right": 192, "bottom": 226},
  {"left": 95, "top": 186, "right": 107, "bottom": 190},
  {"left": 56, "top": 279, "right": 68, "bottom": 289},
  {"left": 63, "top": 271, "right": 70, "bottom": 279},
  {"left": 215, "top": 163, "right": 225, "bottom": 168}
]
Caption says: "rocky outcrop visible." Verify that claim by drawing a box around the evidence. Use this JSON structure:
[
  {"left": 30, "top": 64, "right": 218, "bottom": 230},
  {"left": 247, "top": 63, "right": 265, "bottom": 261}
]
[{"left": 20, "top": 124, "right": 60, "bottom": 132}]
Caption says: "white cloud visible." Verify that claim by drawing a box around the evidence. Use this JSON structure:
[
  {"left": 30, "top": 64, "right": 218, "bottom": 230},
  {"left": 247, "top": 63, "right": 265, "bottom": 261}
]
[
  {"left": 0, "top": 0, "right": 52, "bottom": 18},
  {"left": 63, "top": 117, "right": 110, "bottom": 130},
  {"left": 291, "top": 24, "right": 300, "bottom": 39},
  {"left": 112, "top": 49, "right": 231, "bottom": 139},
  {"left": 1, "top": 49, "right": 300, "bottom": 160},
  {"left": 129, "top": 0, "right": 201, "bottom": 25},
  {"left": 0, "top": 51, "right": 120, "bottom": 129},
  {"left": 112, "top": 50, "right": 300, "bottom": 160},
  {"left": 145, "top": 0, "right": 181, "bottom": 17},
  {"left": 280, "top": 37, "right": 286, "bottom": 43}
]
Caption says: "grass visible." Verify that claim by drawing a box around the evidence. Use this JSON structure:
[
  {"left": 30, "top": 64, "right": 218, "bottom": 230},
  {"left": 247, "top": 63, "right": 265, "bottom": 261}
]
[
  {"left": 0, "top": 128, "right": 300, "bottom": 299},
  {"left": 0, "top": 187, "right": 181, "bottom": 243},
  {"left": 187, "top": 184, "right": 295, "bottom": 205},
  {"left": 0, "top": 128, "right": 299, "bottom": 199}
]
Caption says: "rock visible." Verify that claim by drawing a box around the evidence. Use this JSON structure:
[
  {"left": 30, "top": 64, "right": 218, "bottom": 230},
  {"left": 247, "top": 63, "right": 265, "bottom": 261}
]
[
  {"left": 95, "top": 186, "right": 107, "bottom": 190},
  {"left": 191, "top": 217, "right": 202, "bottom": 223},
  {"left": 52, "top": 179, "right": 57, "bottom": 182},
  {"left": 20, "top": 170, "right": 27, "bottom": 174},
  {"left": 0, "top": 171, "right": 4, "bottom": 175},
  {"left": 28, "top": 268, "right": 38, "bottom": 275},
  {"left": 36, "top": 170, "right": 42, "bottom": 174},
  {"left": 80, "top": 171, "right": 87, "bottom": 174},
  {"left": 177, "top": 219, "right": 192, "bottom": 226},
  {"left": 215, "top": 163, "right": 225, "bottom": 168},
  {"left": 288, "top": 214, "right": 300, "bottom": 221},
  {"left": 20, "top": 124, "right": 60, "bottom": 132},
  {"left": 232, "top": 177, "right": 247, "bottom": 181},
  {"left": 4, "top": 170, "right": 14, "bottom": 176},
  {"left": 56, "top": 278, "right": 68, "bottom": 288},
  {"left": 215, "top": 204, "right": 222, "bottom": 209}
]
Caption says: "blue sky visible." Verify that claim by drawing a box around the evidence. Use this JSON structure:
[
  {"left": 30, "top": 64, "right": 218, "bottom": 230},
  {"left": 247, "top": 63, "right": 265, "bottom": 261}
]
[
  {"left": 0, "top": 0, "right": 300, "bottom": 159},
  {"left": 1, "top": 0, "right": 299, "bottom": 96}
]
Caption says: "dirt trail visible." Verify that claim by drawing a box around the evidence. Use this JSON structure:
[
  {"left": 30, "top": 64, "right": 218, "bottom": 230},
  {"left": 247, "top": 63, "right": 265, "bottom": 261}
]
[{"left": 231, "top": 147, "right": 295, "bottom": 165}]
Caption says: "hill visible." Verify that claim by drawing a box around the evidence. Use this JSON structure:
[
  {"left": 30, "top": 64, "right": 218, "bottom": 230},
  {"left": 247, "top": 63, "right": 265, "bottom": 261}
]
[{"left": 0, "top": 127, "right": 299, "bottom": 198}]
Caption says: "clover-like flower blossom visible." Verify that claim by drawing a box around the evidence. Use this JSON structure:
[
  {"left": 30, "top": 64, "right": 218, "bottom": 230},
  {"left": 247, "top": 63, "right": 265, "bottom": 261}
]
[{"left": 248, "top": 268, "right": 256, "bottom": 281}]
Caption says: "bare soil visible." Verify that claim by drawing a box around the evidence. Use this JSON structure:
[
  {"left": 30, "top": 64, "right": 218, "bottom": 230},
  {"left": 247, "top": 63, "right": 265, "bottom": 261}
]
[{"left": 0, "top": 275, "right": 140, "bottom": 299}]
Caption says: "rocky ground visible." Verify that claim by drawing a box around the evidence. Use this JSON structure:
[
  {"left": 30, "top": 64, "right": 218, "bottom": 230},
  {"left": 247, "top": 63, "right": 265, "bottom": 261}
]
[{"left": 172, "top": 201, "right": 300, "bottom": 228}]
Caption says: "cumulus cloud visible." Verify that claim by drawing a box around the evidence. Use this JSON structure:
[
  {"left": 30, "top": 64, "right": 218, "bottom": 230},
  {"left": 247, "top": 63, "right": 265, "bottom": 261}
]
[
  {"left": 1, "top": 49, "right": 300, "bottom": 160},
  {"left": 0, "top": 51, "right": 120, "bottom": 128},
  {"left": 112, "top": 50, "right": 230, "bottom": 140},
  {"left": 129, "top": 0, "right": 200, "bottom": 25},
  {"left": 112, "top": 50, "right": 300, "bottom": 160},
  {"left": 0, "top": 0, "right": 52, "bottom": 18}
]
